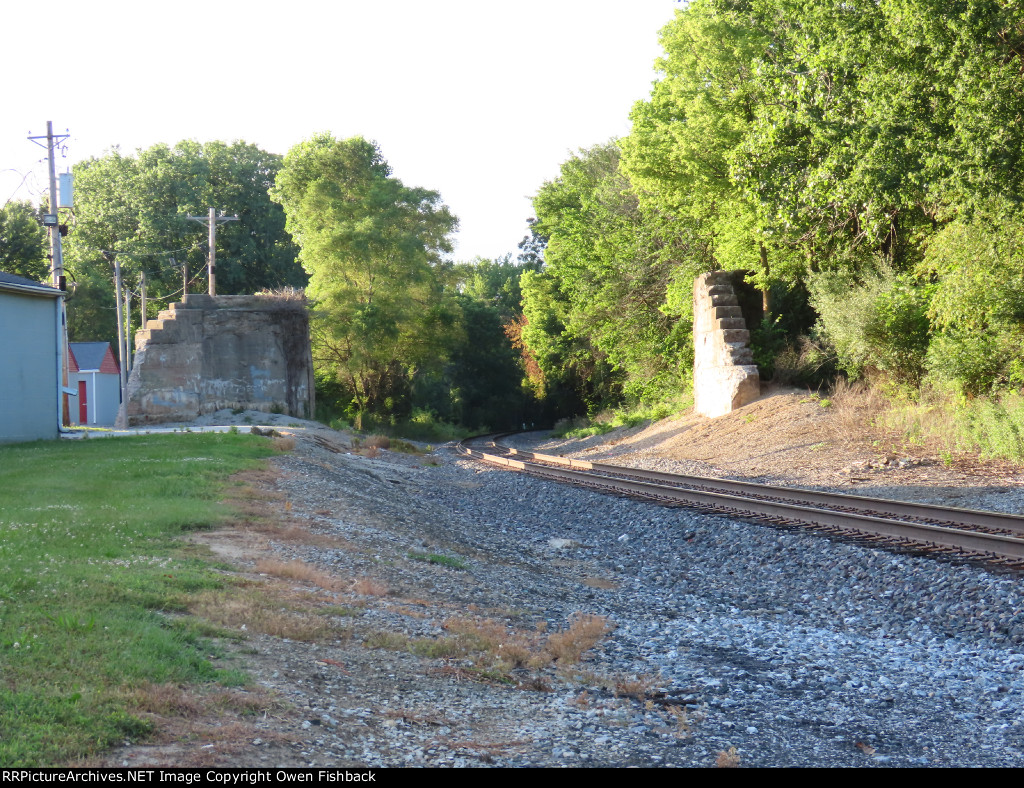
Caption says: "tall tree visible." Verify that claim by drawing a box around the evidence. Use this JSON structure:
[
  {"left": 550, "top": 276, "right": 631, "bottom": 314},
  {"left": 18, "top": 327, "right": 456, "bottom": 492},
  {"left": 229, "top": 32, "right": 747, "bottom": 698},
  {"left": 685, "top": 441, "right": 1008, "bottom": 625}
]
[
  {"left": 0, "top": 201, "right": 48, "bottom": 281},
  {"left": 527, "top": 142, "right": 695, "bottom": 409},
  {"left": 271, "top": 134, "right": 459, "bottom": 417}
]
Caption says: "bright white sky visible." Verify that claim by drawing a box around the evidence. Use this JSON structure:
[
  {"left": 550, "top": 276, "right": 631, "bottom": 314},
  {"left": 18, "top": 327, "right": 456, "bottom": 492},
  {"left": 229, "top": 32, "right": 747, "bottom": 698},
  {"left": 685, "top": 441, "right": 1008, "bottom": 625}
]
[{"left": 2, "top": 0, "right": 678, "bottom": 263}]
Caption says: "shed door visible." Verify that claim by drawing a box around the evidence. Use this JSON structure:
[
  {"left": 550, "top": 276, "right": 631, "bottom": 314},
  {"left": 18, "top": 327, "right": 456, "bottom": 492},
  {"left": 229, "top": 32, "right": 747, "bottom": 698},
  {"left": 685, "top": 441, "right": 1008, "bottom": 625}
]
[{"left": 78, "top": 381, "right": 88, "bottom": 423}]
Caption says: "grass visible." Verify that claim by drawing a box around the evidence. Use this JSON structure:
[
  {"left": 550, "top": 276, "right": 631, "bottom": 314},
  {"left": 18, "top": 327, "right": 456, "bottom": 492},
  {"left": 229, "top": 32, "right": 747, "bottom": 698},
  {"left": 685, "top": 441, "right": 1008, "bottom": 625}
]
[
  {"left": 407, "top": 551, "right": 469, "bottom": 570},
  {"left": 363, "top": 612, "right": 615, "bottom": 687},
  {"left": 0, "top": 432, "right": 275, "bottom": 766},
  {"left": 832, "top": 379, "right": 1024, "bottom": 464}
]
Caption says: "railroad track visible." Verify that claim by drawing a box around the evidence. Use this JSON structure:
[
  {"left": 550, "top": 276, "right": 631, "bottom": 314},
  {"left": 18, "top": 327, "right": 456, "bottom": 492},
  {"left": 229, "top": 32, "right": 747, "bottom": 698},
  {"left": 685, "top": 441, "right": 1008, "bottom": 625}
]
[{"left": 457, "top": 433, "right": 1024, "bottom": 567}]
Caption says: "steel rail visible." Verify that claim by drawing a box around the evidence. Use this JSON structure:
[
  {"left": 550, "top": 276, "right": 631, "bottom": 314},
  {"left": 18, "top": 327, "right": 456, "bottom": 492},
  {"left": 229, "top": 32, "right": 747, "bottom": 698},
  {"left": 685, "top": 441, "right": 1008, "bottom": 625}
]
[
  {"left": 457, "top": 435, "right": 1024, "bottom": 562},
  {"left": 494, "top": 445, "right": 1024, "bottom": 535}
]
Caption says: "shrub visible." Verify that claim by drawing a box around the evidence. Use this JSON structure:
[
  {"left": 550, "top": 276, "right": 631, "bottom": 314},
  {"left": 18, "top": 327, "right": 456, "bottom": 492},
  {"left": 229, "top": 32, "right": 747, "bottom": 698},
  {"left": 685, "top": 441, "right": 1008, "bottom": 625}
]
[
  {"left": 926, "top": 330, "right": 1021, "bottom": 396},
  {"left": 809, "top": 264, "right": 931, "bottom": 385}
]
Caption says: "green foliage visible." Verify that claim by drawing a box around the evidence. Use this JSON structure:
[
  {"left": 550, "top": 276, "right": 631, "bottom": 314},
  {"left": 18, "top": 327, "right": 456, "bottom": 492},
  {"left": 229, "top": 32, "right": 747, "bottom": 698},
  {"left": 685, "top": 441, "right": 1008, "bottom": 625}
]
[
  {"left": 0, "top": 433, "right": 273, "bottom": 765},
  {"left": 0, "top": 201, "right": 48, "bottom": 281},
  {"left": 524, "top": 143, "right": 695, "bottom": 416},
  {"left": 61, "top": 140, "right": 305, "bottom": 342},
  {"left": 407, "top": 551, "right": 469, "bottom": 570},
  {"left": 550, "top": 395, "right": 691, "bottom": 439},
  {"left": 273, "top": 134, "right": 459, "bottom": 418},
  {"left": 749, "top": 315, "right": 788, "bottom": 379},
  {"left": 809, "top": 265, "right": 932, "bottom": 385},
  {"left": 926, "top": 331, "right": 1023, "bottom": 396}
]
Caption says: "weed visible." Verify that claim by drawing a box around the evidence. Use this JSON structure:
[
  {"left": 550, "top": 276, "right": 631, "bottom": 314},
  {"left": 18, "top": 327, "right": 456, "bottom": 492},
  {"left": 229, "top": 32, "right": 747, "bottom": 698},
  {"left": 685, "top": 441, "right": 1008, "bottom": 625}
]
[
  {"left": 389, "top": 438, "right": 424, "bottom": 455},
  {"left": 272, "top": 436, "right": 296, "bottom": 452},
  {"left": 363, "top": 434, "right": 391, "bottom": 450},
  {"left": 351, "top": 577, "right": 389, "bottom": 596},
  {"left": 544, "top": 613, "right": 613, "bottom": 665},
  {"left": 408, "top": 551, "right": 469, "bottom": 570},
  {"left": 716, "top": 746, "right": 741, "bottom": 768},
  {"left": 613, "top": 674, "right": 658, "bottom": 701},
  {"left": 254, "top": 558, "right": 340, "bottom": 591},
  {"left": 191, "top": 585, "right": 346, "bottom": 643},
  {"left": 581, "top": 577, "right": 618, "bottom": 590}
]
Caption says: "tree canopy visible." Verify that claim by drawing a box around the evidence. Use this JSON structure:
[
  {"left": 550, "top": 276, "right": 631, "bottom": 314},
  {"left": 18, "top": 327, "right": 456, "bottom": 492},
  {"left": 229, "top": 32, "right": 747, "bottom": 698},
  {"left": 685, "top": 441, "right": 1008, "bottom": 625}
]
[
  {"left": 521, "top": 0, "right": 1024, "bottom": 410},
  {"left": 0, "top": 201, "right": 48, "bottom": 282},
  {"left": 62, "top": 140, "right": 305, "bottom": 348},
  {"left": 272, "top": 134, "right": 461, "bottom": 417}
]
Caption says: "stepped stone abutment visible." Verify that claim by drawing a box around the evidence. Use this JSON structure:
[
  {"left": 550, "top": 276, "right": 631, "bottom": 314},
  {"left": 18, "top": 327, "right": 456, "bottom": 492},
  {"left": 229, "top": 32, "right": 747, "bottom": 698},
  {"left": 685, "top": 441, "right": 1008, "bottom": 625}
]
[
  {"left": 693, "top": 271, "right": 761, "bottom": 418},
  {"left": 123, "top": 294, "right": 315, "bottom": 426}
]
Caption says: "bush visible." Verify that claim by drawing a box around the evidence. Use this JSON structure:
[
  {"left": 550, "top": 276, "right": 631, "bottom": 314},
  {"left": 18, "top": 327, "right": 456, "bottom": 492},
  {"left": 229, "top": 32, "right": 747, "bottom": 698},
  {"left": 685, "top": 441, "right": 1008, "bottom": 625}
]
[
  {"left": 750, "top": 315, "right": 788, "bottom": 379},
  {"left": 771, "top": 337, "right": 836, "bottom": 388},
  {"left": 926, "top": 330, "right": 1022, "bottom": 396},
  {"left": 809, "top": 264, "right": 931, "bottom": 385}
]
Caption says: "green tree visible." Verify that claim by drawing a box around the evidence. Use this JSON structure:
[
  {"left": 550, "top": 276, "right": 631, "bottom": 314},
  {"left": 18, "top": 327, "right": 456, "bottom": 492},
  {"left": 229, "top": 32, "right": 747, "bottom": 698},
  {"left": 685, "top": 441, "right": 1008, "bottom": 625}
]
[
  {"left": 0, "top": 201, "right": 48, "bottom": 281},
  {"left": 62, "top": 140, "right": 305, "bottom": 342},
  {"left": 271, "top": 134, "right": 459, "bottom": 417},
  {"left": 527, "top": 143, "right": 695, "bottom": 410}
]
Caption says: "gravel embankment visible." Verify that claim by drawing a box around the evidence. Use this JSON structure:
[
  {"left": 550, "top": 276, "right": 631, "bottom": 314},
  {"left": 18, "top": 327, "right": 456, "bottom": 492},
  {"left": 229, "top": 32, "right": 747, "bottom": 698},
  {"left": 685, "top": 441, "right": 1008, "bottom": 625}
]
[{"left": 236, "top": 428, "right": 1024, "bottom": 768}]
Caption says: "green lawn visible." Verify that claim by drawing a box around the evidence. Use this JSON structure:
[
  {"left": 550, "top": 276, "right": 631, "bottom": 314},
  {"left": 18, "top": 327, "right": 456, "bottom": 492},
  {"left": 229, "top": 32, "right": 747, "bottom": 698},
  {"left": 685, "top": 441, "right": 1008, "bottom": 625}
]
[{"left": 0, "top": 433, "right": 275, "bottom": 766}]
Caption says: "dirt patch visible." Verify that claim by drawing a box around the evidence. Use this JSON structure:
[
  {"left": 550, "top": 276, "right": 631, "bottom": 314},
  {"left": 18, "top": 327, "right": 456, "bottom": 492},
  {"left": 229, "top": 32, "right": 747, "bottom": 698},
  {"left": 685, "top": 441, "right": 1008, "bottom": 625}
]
[{"left": 536, "top": 385, "right": 1024, "bottom": 506}]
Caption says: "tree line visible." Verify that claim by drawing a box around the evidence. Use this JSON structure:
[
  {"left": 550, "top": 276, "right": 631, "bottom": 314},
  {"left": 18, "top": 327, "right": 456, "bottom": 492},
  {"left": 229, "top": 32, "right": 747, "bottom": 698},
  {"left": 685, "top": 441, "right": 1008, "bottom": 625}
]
[
  {"left": 521, "top": 0, "right": 1024, "bottom": 416},
  {"left": 2, "top": 136, "right": 541, "bottom": 433},
  {"left": 5, "top": 0, "right": 1022, "bottom": 435}
]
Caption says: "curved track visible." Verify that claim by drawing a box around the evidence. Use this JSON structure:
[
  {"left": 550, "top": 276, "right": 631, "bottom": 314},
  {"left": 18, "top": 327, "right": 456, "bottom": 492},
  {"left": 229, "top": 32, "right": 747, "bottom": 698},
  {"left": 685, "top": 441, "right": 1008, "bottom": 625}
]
[{"left": 457, "top": 433, "right": 1024, "bottom": 566}]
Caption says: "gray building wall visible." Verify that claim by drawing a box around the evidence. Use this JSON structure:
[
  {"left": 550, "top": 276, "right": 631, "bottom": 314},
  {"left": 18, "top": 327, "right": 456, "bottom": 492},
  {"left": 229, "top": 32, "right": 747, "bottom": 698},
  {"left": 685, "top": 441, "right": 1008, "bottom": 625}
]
[{"left": 0, "top": 290, "right": 60, "bottom": 443}]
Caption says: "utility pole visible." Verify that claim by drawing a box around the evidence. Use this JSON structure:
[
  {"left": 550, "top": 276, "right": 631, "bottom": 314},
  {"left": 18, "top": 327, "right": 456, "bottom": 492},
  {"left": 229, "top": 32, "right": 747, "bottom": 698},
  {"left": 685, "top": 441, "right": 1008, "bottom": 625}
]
[
  {"left": 187, "top": 208, "right": 237, "bottom": 296},
  {"left": 124, "top": 283, "right": 132, "bottom": 373},
  {"left": 140, "top": 271, "right": 148, "bottom": 330},
  {"left": 28, "top": 121, "right": 71, "bottom": 426},
  {"left": 28, "top": 122, "right": 69, "bottom": 288},
  {"left": 103, "top": 251, "right": 129, "bottom": 409}
]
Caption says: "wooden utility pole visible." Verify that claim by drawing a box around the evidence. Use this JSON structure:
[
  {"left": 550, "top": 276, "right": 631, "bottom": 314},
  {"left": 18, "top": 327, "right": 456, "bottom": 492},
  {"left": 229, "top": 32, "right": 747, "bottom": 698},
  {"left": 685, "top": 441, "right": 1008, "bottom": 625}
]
[
  {"left": 28, "top": 121, "right": 71, "bottom": 425},
  {"left": 124, "top": 282, "right": 132, "bottom": 373},
  {"left": 103, "top": 251, "right": 129, "bottom": 408},
  {"left": 187, "top": 208, "right": 238, "bottom": 296}
]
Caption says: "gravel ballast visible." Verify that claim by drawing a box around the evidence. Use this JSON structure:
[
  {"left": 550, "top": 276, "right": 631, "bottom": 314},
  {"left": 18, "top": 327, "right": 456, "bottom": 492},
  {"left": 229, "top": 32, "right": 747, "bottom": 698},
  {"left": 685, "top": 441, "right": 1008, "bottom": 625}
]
[
  {"left": 97, "top": 408, "right": 1024, "bottom": 768},
  {"left": 159, "top": 419, "right": 1024, "bottom": 769}
]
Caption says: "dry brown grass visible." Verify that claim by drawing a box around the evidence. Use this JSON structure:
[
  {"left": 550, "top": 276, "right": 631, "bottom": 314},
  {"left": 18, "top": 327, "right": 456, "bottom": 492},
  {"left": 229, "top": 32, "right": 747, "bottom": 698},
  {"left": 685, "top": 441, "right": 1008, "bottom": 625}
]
[
  {"left": 545, "top": 613, "right": 613, "bottom": 664},
  {"left": 829, "top": 378, "right": 888, "bottom": 446},
  {"left": 363, "top": 434, "right": 391, "bottom": 449},
  {"left": 272, "top": 436, "right": 296, "bottom": 452},
  {"left": 716, "top": 746, "right": 741, "bottom": 768},
  {"left": 191, "top": 586, "right": 348, "bottom": 642},
  {"left": 254, "top": 558, "right": 342, "bottom": 591},
  {"left": 613, "top": 674, "right": 658, "bottom": 701},
  {"left": 351, "top": 577, "right": 389, "bottom": 596},
  {"left": 120, "top": 682, "right": 205, "bottom": 718}
]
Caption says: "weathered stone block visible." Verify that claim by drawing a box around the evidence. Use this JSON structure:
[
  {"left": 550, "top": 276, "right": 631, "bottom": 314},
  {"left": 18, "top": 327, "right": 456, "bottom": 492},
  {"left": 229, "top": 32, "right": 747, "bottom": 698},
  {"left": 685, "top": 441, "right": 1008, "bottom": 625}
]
[
  {"left": 124, "top": 294, "right": 314, "bottom": 426},
  {"left": 693, "top": 271, "right": 761, "bottom": 418}
]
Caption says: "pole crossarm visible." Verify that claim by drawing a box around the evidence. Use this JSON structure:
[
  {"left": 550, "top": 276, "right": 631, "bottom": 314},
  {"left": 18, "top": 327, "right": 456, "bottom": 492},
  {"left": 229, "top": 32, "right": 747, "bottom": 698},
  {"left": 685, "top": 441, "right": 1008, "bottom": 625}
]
[{"left": 187, "top": 208, "right": 238, "bottom": 296}]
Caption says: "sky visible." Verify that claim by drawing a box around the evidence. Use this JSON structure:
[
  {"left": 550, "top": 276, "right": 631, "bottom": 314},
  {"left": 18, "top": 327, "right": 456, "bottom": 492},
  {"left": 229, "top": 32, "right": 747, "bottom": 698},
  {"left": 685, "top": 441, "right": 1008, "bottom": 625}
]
[{"left": 2, "top": 0, "right": 679, "bottom": 262}]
